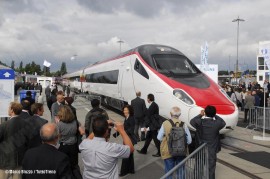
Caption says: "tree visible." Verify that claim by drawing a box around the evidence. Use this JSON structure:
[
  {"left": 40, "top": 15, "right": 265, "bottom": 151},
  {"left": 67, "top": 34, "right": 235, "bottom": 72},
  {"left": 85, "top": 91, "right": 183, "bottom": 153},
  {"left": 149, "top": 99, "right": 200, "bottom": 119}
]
[
  {"left": 19, "top": 61, "right": 23, "bottom": 73},
  {"left": 11, "top": 60, "right": 15, "bottom": 70},
  {"left": 24, "top": 63, "right": 32, "bottom": 74},
  {"left": 43, "top": 66, "right": 50, "bottom": 76},
  {"left": 0, "top": 60, "right": 8, "bottom": 67},
  {"left": 218, "top": 70, "right": 229, "bottom": 75},
  {"left": 60, "top": 62, "right": 67, "bottom": 76}
]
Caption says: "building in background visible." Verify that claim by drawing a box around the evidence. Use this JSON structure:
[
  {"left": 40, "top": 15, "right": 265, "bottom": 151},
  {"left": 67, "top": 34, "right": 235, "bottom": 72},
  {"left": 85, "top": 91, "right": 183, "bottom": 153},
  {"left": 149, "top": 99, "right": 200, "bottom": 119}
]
[{"left": 257, "top": 41, "right": 270, "bottom": 86}]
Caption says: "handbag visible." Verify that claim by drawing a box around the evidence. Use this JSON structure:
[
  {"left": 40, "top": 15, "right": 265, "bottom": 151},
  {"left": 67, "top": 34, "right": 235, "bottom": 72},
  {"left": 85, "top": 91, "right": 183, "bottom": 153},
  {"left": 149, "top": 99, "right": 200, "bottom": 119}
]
[{"left": 234, "top": 92, "right": 242, "bottom": 107}]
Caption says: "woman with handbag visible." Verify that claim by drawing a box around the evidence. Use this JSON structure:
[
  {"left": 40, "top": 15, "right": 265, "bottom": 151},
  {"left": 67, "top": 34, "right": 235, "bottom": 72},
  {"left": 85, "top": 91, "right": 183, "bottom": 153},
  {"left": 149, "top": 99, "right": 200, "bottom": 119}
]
[
  {"left": 57, "top": 105, "right": 82, "bottom": 179},
  {"left": 119, "top": 105, "right": 137, "bottom": 177}
]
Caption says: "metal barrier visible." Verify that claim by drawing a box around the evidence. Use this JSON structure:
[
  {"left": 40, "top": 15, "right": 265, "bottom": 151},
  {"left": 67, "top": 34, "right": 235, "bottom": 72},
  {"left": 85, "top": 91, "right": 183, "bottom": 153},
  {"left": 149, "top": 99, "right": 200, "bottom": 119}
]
[
  {"left": 74, "top": 93, "right": 101, "bottom": 103},
  {"left": 160, "top": 143, "right": 209, "bottom": 179},
  {"left": 247, "top": 107, "right": 270, "bottom": 130}
]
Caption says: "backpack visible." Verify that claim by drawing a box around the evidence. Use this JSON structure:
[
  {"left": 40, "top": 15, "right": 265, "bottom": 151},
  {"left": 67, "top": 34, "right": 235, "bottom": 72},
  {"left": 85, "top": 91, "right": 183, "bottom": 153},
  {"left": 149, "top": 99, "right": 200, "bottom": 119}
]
[{"left": 167, "top": 119, "right": 187, "bottom": 157}]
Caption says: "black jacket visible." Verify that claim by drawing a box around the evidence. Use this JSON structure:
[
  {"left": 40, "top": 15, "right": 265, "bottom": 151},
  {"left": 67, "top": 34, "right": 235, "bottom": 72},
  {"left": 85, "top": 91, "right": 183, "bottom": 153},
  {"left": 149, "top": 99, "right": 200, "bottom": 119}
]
[
  {"left": 27, "top": 115, "right": 48, "bottom": 149},
  {"left": 190, "top": 115, "right": 226, "bottom": 153},
  {"left": 124, "top": 116, "right": 137, "bottom": 145},
  {"left": 131, "top": 97, "right": 146, "bottom": 118},
  {"left": 22, "top": 143, "right": 73, "bottom": 179},
  {"left": 145, "top": 102, "right": 159, "bottom": 130},
  {"left": 19, "top": 111, "right": 31, "bottom": 120},
  {"left": 0, "top": 116, "right": 29, "bottom": 169}
]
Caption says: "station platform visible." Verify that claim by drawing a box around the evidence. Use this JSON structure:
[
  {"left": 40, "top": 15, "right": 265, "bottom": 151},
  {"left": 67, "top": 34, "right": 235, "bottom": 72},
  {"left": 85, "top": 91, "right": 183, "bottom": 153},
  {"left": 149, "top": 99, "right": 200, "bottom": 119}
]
[{"left": 14, "top": 91, "right": 270, "bottom": 179}]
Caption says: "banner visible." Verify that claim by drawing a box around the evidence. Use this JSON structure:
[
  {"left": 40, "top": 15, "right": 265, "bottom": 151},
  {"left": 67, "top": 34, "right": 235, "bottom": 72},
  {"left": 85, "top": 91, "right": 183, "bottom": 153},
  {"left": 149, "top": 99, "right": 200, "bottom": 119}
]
[
  {"left": 259, "top": 45, "right": 270, "bottom": 71},
  {"left": 43, "top": 60, "right": 51, "bottom": 67},
  {"left": 200, "top": 41, "right": 209, "bottom": 70}
]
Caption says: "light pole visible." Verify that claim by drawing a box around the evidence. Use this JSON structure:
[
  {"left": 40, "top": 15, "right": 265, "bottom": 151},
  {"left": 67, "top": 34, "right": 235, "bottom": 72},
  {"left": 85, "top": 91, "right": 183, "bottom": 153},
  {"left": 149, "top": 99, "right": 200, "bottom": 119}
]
[
  {"left": 229, "top": 55, "right": 231, "bottom": 73},
  {"left": 232, "top": 16, "right": 245, "bottom": 80},
  {"left": 117, "top": 39, "right": 124, "bottom": 53}
]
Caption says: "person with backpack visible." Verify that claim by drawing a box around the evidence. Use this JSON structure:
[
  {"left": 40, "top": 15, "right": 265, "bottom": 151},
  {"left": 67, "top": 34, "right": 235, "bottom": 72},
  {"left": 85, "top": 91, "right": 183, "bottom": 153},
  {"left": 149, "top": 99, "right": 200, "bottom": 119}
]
[
  {"left": 84, "top": 99, "right": 109, "bottom": 137},
  {"left": 190, "top": 105, "right": 226, "bottom": 179},
  {"left": 157, "top": 107, "right": 192, "bottom": 179}
]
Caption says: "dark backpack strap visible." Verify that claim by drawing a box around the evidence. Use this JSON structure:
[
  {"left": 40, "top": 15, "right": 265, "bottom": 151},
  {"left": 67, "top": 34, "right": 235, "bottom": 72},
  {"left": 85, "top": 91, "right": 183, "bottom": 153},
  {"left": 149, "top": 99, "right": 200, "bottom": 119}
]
[
  {"left": 168, "top": 119, "right": 176, "bottom": 127},
  {"left": 179, "top": 121, "right": 184, "bottom": 127}
]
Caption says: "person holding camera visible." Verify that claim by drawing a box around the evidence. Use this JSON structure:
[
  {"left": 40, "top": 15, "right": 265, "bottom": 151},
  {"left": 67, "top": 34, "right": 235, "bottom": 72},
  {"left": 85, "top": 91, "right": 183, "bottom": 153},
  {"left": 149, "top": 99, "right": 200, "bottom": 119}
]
[
  {"left": 119, "top": 105, "right": 137, "bottom": 177},
  {"left": 80, "top": 116, "right": 134, "bottom": 179}
]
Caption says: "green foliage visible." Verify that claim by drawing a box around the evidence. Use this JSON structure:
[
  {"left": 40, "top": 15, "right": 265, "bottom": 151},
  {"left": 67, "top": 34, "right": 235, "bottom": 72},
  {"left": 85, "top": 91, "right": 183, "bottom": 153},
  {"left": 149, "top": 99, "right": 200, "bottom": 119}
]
[
  {"left": 60, "top": 62, "right": 67, "bottom": 75},
  {"left": 0, "top": 60, "right": 8, "bottom": 67},
  {"left": 218, "top": 70, "right": 229, "bottom": 75},
  {"left": 11, "top": 60, "right": 15, "bottom": 70},
  {"left": 24, "top": 61, "right": 42, "bottom": 75}
]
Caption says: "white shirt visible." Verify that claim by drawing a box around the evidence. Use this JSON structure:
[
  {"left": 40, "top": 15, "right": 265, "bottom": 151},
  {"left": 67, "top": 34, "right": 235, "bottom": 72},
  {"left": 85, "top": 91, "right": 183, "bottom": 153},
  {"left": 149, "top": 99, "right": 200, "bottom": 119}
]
[
  {"left": 157, "top": 119, "right": 192, "bottom": 145},
  {"left": 79, "top": 137, "right": 130, "bottom": 179}
]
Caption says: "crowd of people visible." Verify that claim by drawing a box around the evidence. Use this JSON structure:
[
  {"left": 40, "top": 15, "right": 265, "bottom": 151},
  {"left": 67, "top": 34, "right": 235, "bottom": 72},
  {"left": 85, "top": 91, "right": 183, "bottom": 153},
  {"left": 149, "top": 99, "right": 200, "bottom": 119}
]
[
  {"left": 15, "top": 82, "right": 43, "bottom": 95},
  {"left": 0, "top": 85, "right": 226, "bottom": 179},
  {"left": 222, "top": 80, "right": 270, "bottom": 123}
]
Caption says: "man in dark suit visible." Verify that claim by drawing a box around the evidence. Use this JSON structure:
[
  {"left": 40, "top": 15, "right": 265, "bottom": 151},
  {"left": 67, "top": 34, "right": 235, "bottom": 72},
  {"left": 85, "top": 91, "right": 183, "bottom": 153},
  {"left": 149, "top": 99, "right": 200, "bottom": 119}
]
[
  {"left": 22, "top": 123, "right": 73, "bottom": 179},
  {"left": 21, "top": 91, "right": 35, "bottom": 106},
  {"left": 27, "top": 103, "right": 48, "bottom": 149},
  {"left": 0, "top": 102, "right": 29, "bottom": 179},
  {"left": 190, "top": 106, "right": 226, "bottom": 179},
  {"left": 131, "top": 91, "right": 147, "bottom": 141},
  {"left": 137, "top": 94, "right": 161, "bottom": 157},
  {"left": 20, "top": 100, "right": 32, "bottom": 119}
]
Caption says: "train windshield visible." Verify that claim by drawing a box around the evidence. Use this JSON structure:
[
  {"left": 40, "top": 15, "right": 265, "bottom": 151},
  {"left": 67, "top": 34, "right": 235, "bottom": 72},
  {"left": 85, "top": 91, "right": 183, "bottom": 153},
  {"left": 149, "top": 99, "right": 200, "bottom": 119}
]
[{"left": 152, "top": 54, "right": 200, "bottom": 76}]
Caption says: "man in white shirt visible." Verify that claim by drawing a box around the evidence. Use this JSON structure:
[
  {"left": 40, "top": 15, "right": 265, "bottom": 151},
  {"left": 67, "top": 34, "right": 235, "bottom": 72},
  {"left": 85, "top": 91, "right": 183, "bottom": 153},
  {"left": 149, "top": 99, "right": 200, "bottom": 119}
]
[{"left": 79, "top": 116, "right": 134, "bottom": 179}]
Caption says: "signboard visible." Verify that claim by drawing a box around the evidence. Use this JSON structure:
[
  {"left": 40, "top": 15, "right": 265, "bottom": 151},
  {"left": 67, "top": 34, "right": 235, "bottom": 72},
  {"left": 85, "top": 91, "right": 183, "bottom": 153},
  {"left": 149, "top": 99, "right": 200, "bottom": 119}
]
[
  {"left": 196, "top": 64, "right": 218, "bottom": 83},
  {"left": 259, "top": 42, "right": 270, "bottom": 71},
  {"left": 0, "top": 69, "right": 15, "bottom": 117}
]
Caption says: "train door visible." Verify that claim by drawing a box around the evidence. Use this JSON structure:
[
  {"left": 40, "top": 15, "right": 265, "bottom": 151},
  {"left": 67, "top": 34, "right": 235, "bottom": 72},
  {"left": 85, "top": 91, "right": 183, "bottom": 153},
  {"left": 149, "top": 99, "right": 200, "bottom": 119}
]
[{"left": 119, "top": 57, "right": 135, "bottom": 104}]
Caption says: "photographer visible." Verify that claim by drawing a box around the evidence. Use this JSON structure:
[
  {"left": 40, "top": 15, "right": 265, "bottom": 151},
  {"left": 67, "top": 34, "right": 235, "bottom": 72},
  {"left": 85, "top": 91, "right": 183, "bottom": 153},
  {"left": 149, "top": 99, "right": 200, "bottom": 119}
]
[{"left": 79, "top": 116, "right": 134, "bottom": 179}]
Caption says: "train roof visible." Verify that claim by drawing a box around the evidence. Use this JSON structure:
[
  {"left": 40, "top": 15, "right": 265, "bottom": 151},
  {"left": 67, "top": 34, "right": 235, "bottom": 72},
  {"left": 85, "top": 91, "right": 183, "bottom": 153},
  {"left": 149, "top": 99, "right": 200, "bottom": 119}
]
[
  {"left": 64, "top": 44, "right": 187, "bottom": 77},
  {"left": 63, "top": 69, "right": 83, "bottom": 78},
  {"left": 91, "top": 44, "right": 185, "bottom": 67}
]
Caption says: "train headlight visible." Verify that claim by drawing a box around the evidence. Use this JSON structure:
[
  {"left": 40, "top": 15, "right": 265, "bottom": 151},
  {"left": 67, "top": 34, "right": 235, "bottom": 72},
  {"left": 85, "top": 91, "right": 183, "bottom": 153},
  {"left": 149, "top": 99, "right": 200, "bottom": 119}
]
[{"left": 173, "top": 89, "right": 194, "bottom": 105}]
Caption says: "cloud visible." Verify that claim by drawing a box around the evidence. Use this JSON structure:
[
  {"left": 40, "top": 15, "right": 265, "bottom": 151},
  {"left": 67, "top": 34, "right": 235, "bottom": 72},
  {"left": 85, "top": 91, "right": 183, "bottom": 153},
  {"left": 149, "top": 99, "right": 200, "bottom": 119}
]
[{"left": 0, "top": 0, "right": 269, "bottom": 72}]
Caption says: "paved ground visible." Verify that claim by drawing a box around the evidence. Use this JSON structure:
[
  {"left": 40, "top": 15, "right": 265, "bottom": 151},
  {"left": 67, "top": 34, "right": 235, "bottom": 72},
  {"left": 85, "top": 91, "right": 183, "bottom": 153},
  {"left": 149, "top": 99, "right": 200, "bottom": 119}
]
[{"left": 12, "top": 89, "right": 270, "bottom": 179}]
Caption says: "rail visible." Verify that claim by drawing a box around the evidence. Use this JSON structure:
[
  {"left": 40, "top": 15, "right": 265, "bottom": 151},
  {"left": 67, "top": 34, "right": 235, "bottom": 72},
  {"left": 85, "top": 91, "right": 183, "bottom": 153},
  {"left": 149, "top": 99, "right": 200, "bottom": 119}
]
[
  {"left": 247, "top": 107, "right": 270, "bottom": 130},
  {"left": 160, "top": 143, "right": 209, "bottom": 179}
]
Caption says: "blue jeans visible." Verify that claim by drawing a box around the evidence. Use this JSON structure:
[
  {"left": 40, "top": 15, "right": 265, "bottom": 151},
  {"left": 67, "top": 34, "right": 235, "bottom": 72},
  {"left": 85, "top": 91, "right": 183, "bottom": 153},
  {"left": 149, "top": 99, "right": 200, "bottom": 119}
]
[{"left": 164, "top": 156, "right": 185, "bottom": 179}]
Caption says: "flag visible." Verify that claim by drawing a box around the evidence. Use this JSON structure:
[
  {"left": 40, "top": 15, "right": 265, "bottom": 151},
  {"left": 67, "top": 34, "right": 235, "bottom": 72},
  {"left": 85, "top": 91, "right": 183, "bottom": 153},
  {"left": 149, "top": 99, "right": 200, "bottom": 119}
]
[
  {"left": 204, "top": 41, "right": 208, "bottom": 65},
  {"left": 43, "top": 60, "right": 51, "bottom": 67},
  {"left": 200, "top": 41, "right": 209, "bottom": 70},
  {"left": 201, "top": 46, "right": 205, "bottom": 65},
  {"left": 259, "top": 44, "right": 270, "bottom": 69}
]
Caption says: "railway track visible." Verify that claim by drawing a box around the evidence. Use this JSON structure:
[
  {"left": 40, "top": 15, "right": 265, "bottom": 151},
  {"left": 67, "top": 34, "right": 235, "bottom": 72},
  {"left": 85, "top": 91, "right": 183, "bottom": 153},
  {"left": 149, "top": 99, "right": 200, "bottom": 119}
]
[{"left": 220, "top": 141, "right": 263, "bottom": 179}]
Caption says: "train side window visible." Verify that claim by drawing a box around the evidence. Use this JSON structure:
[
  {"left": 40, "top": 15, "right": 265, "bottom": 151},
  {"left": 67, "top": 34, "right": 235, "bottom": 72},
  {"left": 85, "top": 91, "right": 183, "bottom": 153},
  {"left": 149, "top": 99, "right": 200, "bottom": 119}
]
[{"left": 134, "top": 59, "right": 149, "bottom": 79}]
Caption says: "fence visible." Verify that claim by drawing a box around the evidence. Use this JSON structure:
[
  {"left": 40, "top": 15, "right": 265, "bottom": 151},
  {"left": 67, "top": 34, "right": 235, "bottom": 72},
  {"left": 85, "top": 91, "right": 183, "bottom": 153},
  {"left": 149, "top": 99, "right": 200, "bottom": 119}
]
[
  {"left": 247, "top": 107, "right": 270, "bottom": 130},
  {"left": 160, "top": 143, "right": 209, "bottom": 179},
  {"left": 74, "top": 93, "right": 101, "bottom": 103}
]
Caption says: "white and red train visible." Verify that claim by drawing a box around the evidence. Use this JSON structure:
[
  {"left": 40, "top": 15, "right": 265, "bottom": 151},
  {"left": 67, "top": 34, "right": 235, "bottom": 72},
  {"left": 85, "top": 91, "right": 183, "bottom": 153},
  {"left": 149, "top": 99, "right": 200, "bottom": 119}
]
[{"left": 63, "top": 44, "right": 238, "bottom": 133}]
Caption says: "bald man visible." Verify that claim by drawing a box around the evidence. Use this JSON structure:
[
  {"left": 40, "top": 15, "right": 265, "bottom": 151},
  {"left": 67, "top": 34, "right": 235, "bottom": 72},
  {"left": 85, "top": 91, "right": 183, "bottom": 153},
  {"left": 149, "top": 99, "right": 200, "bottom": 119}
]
[
  {"left": 51, "top": 94, "right": 64, "bottom": 123},
  {"left": 22, "top": 123, "right": 73, "bottom": 179}
]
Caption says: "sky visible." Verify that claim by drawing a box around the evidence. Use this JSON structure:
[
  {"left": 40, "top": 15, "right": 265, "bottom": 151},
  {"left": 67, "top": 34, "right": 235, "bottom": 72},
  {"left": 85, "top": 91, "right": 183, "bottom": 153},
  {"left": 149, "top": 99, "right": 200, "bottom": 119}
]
[{"left": 0, "top": 0, "right": 270, "bottom": 73}]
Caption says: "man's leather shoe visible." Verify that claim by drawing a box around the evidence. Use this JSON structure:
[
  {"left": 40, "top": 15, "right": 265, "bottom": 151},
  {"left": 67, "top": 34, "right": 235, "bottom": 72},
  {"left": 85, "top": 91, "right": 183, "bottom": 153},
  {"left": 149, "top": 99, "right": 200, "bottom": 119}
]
[
  {"left": 152, "top": 153, "right": 161, "bottom": 157},
  {"left": 137, "top": 149, "right": 147, "bottom": 154}
]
